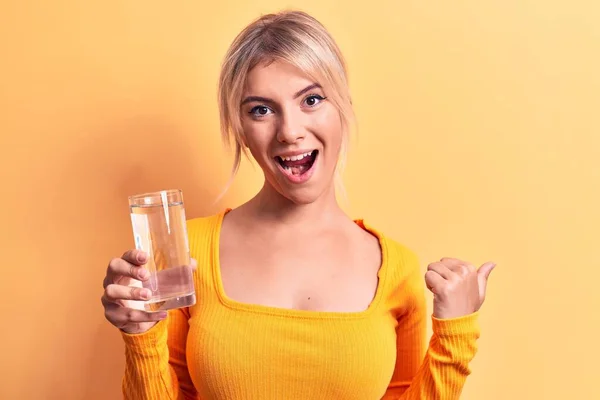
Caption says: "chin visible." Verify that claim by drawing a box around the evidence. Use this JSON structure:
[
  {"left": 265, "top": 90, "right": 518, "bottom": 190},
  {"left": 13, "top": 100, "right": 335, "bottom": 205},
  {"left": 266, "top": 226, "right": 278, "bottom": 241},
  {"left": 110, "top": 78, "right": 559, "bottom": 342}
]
[{"left": 278, "top": 186, "right": 326, "bottom": 205}]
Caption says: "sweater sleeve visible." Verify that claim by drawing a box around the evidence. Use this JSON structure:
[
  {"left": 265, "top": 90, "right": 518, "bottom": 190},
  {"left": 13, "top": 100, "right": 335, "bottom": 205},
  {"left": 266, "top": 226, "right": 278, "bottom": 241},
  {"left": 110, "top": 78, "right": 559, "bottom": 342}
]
[
  {"left": 121, "top": 307, "right": 197, "bottom": 400},
  {"left": 383, "top": 251, "right": 480, "bottom": 400}
]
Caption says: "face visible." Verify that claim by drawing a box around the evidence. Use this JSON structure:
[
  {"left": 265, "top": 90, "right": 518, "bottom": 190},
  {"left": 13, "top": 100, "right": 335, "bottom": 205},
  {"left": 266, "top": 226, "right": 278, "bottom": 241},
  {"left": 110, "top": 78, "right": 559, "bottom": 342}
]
[{"left": 240, "top": 60, "right": 343, "bottom": 204}]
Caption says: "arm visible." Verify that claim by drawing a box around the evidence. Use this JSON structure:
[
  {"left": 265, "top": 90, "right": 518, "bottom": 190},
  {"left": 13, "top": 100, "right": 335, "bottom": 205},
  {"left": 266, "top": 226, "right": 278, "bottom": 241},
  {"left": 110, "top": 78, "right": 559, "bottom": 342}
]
[
  {"left": 383, "top": 253, "right": 481, "bottom": 399},
  {"left": 121, "top": 307, "right": 197, "bottom": 400}
]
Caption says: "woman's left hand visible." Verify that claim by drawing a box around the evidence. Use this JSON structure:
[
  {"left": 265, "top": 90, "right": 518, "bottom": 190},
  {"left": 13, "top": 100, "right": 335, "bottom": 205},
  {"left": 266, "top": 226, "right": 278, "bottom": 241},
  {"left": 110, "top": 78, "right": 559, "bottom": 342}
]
[{"left": 424, "top": 257, "right": 496, "bottom": 319}]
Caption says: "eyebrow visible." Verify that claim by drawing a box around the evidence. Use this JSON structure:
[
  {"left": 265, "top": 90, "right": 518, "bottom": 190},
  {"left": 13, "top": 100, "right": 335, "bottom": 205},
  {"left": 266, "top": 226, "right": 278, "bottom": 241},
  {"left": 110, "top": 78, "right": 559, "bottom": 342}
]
[
  {"left": 241, "top": 83, "right": 322, "bottom": 106},
  {"left": 294, "top": 83, "right": 322, "bottom": 98}
]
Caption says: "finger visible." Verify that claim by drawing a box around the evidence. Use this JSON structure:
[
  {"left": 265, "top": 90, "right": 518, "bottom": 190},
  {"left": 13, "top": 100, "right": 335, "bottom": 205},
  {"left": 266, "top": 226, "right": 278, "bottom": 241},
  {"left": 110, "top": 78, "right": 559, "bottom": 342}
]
[
  {"left": 427, "top": 262, "right": 456, "bottom": 280},
  {"left": 121, "top": 249, "right": 148, "bottom": 265},
  {"left": 105, "top": 257, "right": 149, "bottom": 288},
  {"left": 104, "top": 284, "right": 152, "bottom": 302},
  {"left": 477, "top": 261, "right": 496, "bottom": 280},
  {"left": 190, "top": 258, "right": 198, "bottom": 271},
  {"left": 447, "top": 263, "right": 476, "bottom": 277},
  {"left": 424, "top": 270, "right": 446, "bottom": 295},
  {"left": 105, "top": 306, "right": 167, "bottom": 326},
  {"left": 440, "top": 257, "right": 471, "bottom": 268},
  {"left": 477, "top": 261, "right": 497, "bottom": 298}
]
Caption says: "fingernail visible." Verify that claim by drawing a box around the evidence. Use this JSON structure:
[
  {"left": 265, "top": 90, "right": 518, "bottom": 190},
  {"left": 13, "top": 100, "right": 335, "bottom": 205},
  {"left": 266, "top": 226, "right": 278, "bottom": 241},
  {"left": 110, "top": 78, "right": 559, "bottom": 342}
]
[
  {"left": 137, "top": 252, "right": 147, "bottom": 262},
  {"left": 141, "top": 289, "right": 151, "bottom": 299},
  {"left": 158, "top": 312, "right": 168, "bottom": 319},
  {"left": 138, "top": 269, "right": 149, "bottom": 280}
]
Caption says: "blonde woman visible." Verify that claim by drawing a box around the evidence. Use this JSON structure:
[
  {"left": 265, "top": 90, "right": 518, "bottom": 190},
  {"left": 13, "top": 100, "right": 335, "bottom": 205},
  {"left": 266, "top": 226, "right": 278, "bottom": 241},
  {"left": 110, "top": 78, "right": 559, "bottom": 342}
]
[{"left": 101, "top": 10, "right": 496, "bottom": 400}]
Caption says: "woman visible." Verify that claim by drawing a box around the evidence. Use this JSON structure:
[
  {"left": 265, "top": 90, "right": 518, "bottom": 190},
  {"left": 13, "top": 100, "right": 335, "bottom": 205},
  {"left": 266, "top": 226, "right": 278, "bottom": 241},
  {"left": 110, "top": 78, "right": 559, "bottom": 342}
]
[{"left": 101, "top": 10, "right": 496, "bottom": 400}]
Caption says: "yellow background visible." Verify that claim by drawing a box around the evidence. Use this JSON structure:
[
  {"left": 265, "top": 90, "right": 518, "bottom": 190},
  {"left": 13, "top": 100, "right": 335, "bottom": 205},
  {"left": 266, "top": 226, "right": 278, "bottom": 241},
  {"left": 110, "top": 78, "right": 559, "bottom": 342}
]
[{"left": 1, "top": 1, "right": 598, "bottom": 399}]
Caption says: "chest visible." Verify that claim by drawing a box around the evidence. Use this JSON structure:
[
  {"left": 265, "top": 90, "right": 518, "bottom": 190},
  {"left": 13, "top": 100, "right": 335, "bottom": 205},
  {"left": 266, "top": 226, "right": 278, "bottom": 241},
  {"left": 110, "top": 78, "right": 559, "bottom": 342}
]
[
  {"left": 187, "top": 308, "right": 398, "bottom": 399},
  {"left": 219, "top": 229, "right": 381, "bottom": 312}
]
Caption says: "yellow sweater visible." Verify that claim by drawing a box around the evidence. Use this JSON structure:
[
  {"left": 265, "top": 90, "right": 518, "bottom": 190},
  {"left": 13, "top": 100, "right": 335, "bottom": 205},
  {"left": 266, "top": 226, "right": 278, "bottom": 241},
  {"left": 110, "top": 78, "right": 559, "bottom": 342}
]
[{"left": 121, "top": 210, "right": 480, "bottom": 399}]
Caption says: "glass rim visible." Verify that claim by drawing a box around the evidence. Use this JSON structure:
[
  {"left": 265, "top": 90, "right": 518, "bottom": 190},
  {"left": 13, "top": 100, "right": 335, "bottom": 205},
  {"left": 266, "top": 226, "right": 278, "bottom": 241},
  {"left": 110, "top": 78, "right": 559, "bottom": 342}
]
[{"left": 128, "top": 189, "right": 183, "bottom": 202}]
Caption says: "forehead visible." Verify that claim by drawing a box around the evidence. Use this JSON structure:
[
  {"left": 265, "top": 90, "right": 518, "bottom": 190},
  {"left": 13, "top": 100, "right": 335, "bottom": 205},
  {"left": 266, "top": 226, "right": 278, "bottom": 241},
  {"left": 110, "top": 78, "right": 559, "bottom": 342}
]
[{"left": 244, "top": 60, "right": 317, "bottom": 96}]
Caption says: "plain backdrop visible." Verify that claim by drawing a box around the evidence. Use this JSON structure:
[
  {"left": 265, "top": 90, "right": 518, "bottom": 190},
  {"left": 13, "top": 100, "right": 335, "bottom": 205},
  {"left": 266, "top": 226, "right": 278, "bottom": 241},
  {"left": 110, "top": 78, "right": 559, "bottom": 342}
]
[{"left": 1, "top": 1, "right": 598, "bottom": 399}]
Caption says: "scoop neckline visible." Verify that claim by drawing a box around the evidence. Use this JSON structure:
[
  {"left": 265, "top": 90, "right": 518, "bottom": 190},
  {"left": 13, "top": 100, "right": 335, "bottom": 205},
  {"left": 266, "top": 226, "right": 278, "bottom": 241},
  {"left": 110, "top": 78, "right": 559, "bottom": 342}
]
[{"left": 210, "top": 208, "right": 390, "bottom": 320}]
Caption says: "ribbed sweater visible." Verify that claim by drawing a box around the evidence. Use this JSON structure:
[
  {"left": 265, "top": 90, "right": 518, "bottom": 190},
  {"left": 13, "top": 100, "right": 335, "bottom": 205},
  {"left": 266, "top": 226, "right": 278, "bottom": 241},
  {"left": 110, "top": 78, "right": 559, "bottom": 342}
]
[{"left": 121, "top": 210, "right": 480, "bottom": 399}]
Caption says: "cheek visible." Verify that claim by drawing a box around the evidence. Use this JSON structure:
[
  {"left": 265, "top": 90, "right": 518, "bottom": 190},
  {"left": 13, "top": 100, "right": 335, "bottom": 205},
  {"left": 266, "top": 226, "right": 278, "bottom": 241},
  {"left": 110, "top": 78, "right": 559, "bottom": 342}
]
[
  {"left": 241, "top": 119, "right": 275, "bottom": 160},
  {"left": 313, "top": 106, "right": 343, "bottom": 150}
]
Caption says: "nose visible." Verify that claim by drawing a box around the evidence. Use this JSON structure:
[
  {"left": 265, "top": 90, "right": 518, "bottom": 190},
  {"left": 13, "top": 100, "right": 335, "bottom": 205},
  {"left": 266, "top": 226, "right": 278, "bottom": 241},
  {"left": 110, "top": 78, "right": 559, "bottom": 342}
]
[{"left": 276, "top": 110, "right": 305, "bottom": 144}]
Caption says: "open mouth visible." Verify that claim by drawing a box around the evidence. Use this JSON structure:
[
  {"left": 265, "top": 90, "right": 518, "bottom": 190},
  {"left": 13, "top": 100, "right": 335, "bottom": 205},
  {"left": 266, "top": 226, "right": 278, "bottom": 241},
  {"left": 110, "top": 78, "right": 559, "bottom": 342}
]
[{"left": 275, "top": 150, "right": 318, "bottom": 179}]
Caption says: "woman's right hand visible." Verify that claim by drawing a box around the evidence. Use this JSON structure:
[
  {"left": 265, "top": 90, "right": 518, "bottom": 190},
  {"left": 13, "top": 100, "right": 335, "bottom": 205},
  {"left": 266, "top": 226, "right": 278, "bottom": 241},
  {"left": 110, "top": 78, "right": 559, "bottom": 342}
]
[{"left": 101, "top": 249, "right": 167, "bottom": 334}]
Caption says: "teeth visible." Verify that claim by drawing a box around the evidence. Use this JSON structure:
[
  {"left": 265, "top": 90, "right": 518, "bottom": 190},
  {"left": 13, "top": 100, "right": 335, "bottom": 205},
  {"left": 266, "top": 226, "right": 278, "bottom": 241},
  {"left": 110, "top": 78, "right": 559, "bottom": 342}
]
[{"left": 280, "top": 151, "right": 313, "bottom": 162}]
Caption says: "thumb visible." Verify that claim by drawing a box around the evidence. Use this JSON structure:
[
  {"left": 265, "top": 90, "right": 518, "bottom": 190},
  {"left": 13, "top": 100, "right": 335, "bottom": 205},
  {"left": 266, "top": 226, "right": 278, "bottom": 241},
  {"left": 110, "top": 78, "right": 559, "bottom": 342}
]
[{"left": 477, "top": 261, "right": 496, "bottom": 299}]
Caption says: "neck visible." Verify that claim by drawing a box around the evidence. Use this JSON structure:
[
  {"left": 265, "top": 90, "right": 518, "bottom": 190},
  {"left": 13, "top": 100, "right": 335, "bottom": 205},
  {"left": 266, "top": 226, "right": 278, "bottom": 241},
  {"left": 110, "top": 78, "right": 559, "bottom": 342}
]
[{"left": 244, "top": 180, "right": 347, "bottom": 227}]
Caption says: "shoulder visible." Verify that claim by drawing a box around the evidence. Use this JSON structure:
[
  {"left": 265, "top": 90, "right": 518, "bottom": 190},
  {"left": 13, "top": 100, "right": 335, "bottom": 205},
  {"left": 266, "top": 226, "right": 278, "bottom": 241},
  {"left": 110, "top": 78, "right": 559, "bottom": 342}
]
[
  {"left": 361, "top": 221, "right": 426, "bottom": 314},
  {"left": 185, "top": 209, "right": 229, "bottom": 248},
  {"left": 357, "top": 219, "right": 420, "bottom": 276},
  {"left": 186, "top": 208, "right": 230, "bottom": 231},
  {"left": 358, "top": 219, "right": 424, "bottom": 302},
  {"left": 383, "top": 236, "right": 420, "bottom": 276}
]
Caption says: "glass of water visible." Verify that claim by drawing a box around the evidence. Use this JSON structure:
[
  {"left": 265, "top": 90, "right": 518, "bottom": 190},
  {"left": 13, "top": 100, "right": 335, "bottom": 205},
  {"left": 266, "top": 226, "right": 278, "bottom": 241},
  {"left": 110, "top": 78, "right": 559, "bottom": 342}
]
[{"left": 128, "top": 189, "right": 196, "bottom": 311}]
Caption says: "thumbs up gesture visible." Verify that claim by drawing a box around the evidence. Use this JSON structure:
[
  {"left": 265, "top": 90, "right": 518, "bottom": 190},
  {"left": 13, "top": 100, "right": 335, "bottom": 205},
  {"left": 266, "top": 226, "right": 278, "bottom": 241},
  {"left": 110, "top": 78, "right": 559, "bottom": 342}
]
[{"left": 425, "top": 257, "right": 496, "bottom": 319}]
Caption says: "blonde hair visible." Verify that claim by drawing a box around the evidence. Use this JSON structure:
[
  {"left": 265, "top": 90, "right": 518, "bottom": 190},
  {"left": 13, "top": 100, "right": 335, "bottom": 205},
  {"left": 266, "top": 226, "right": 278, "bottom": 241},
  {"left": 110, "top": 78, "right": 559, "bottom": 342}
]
[{"left": 217, "top": 10, "right": 355, "bottom": 199}]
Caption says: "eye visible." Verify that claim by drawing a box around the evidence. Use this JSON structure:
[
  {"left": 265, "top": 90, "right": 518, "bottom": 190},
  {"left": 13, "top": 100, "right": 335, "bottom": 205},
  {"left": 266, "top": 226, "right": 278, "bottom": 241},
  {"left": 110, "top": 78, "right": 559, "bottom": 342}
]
[
  {"left": 249, "top": 105, "right": 273, "bottom": 117},
  {"left": 303, "top": 94, "right": 326, "bottom": 107}
]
